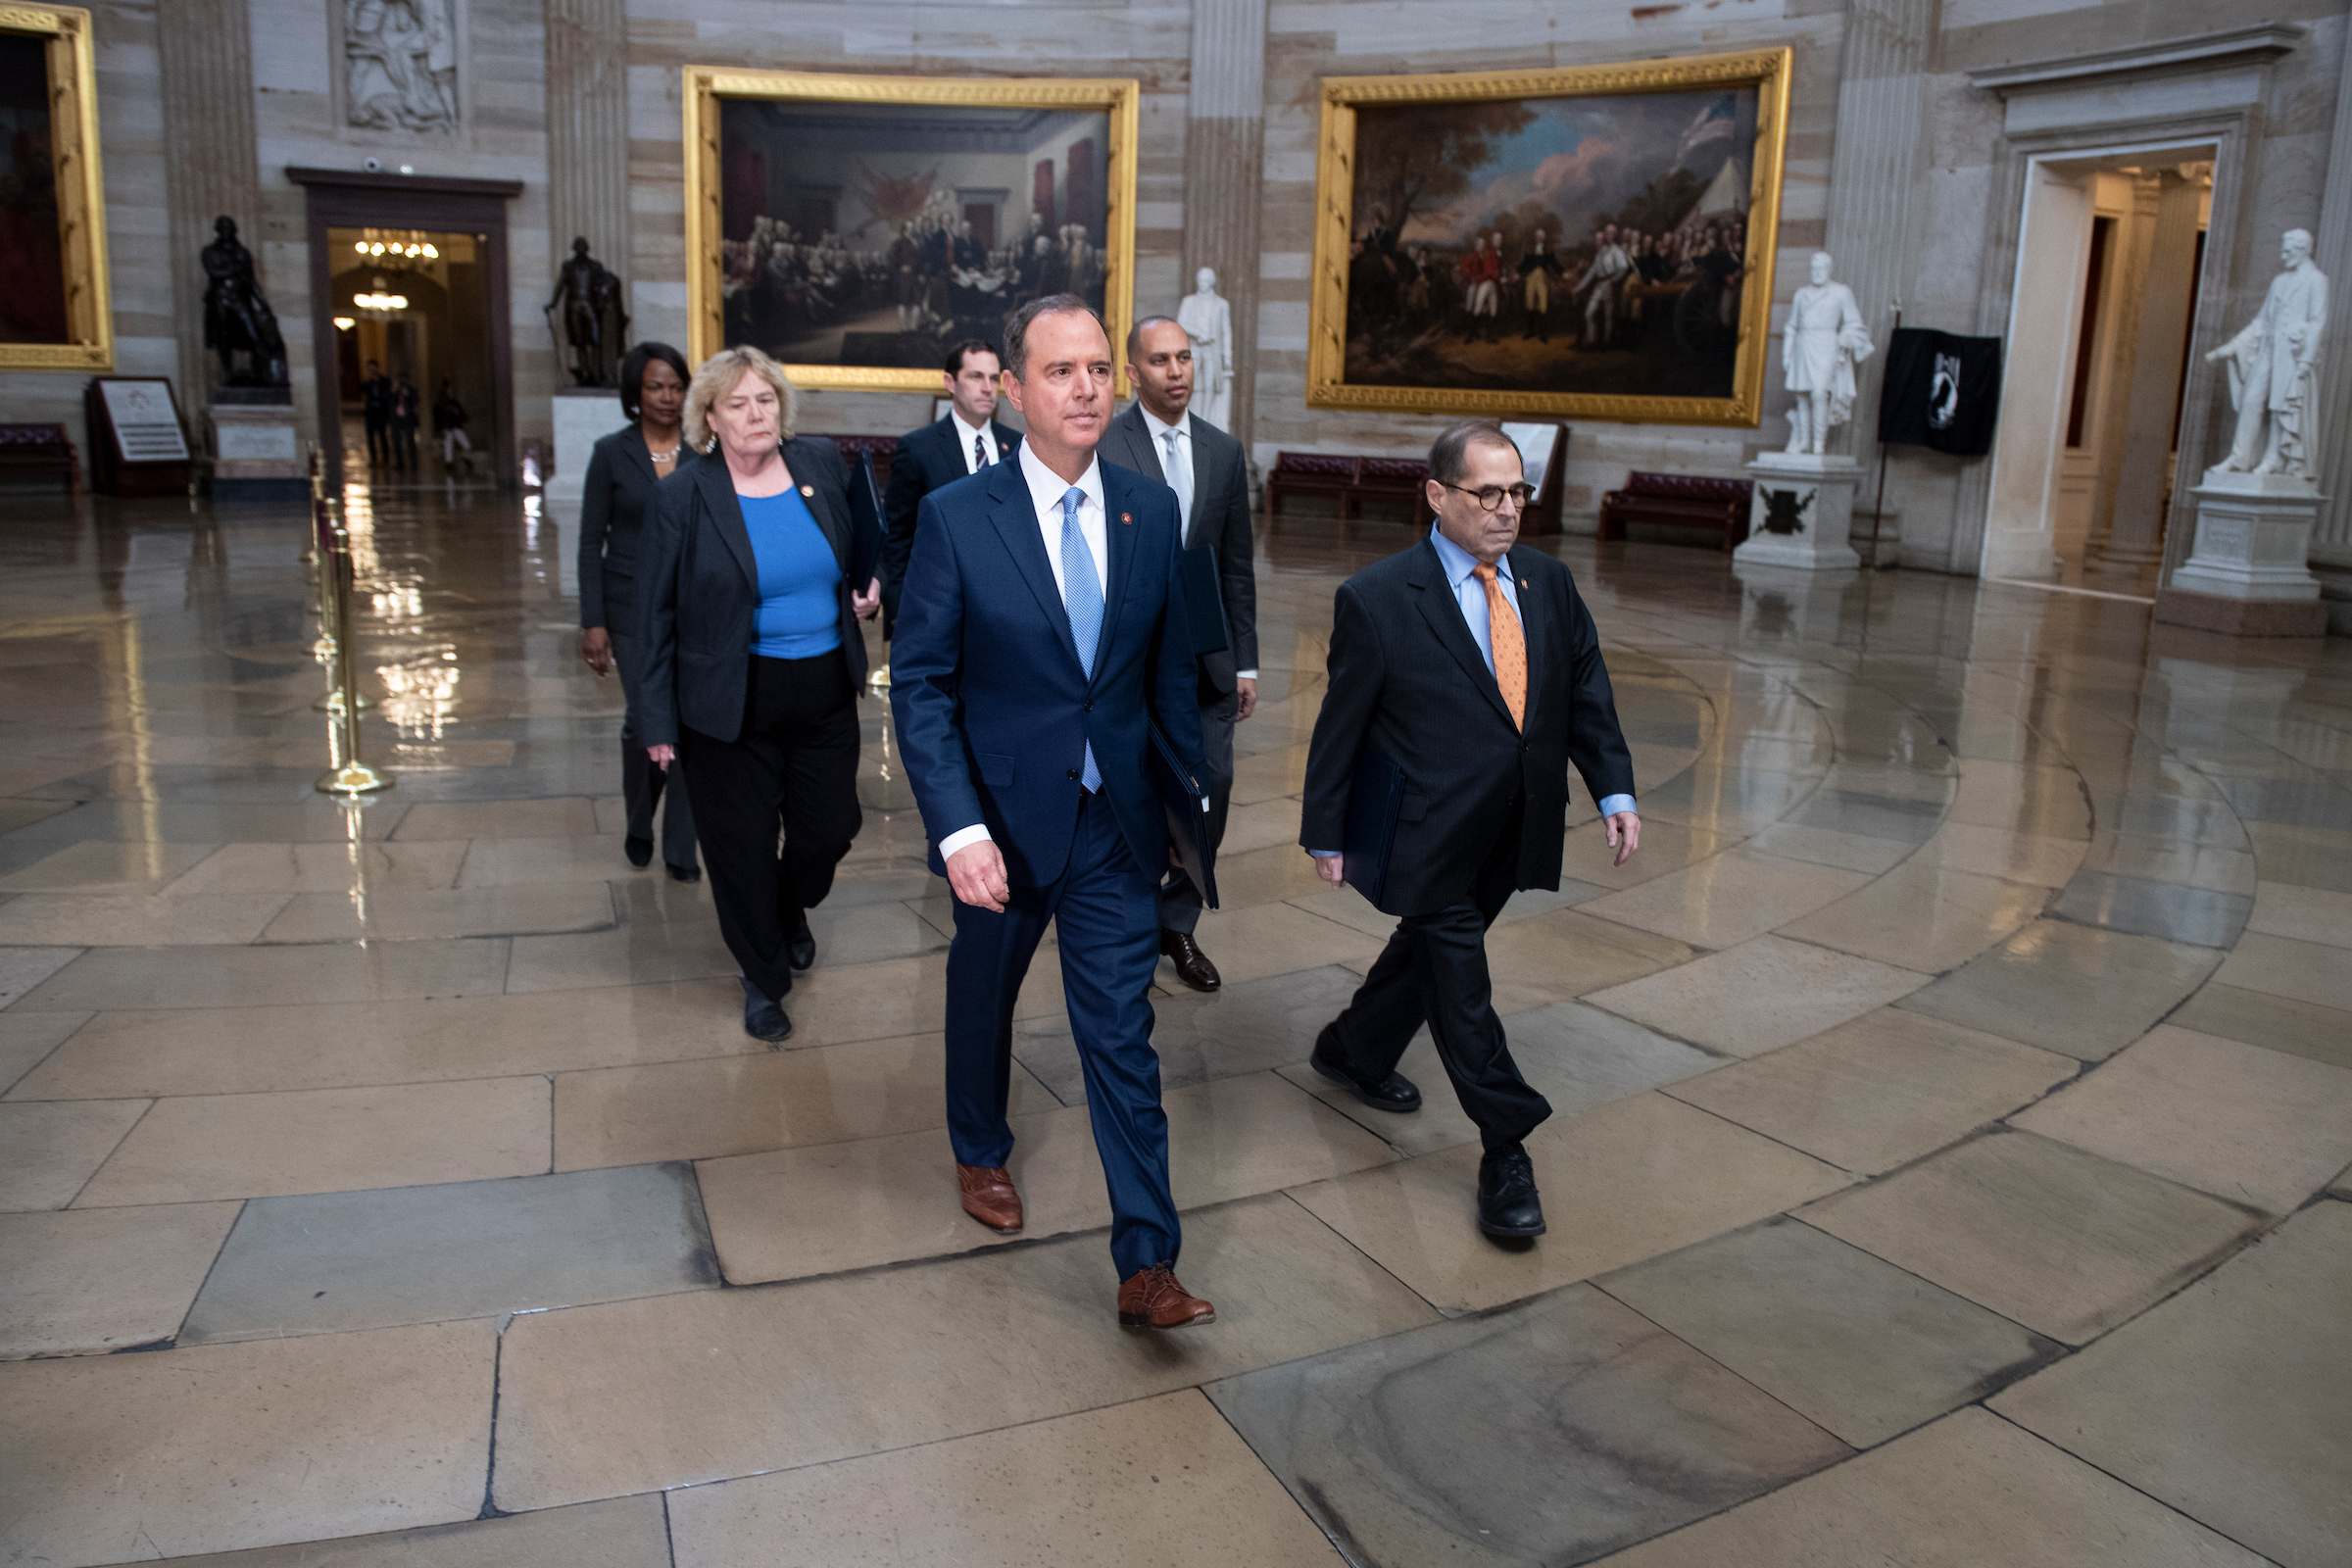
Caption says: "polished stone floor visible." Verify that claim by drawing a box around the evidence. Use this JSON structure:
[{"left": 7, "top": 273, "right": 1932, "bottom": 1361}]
[{"left": 0, "top": 477, "right": 2347, "bottom": 1568}]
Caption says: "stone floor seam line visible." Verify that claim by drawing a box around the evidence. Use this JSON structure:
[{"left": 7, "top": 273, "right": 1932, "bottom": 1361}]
[
  {"left": 1973, "top": 1401, "right": 2292, "bottom": 1567},
  {"left": 1271, "top": 1188, "right": 1449, "bottom": 1321},
  {"left": 58, "top": 1095, "right": 155, "bottom": 1211},
  {"left": 481, "top": 1310, "right": 513, "bottom": 1520}
]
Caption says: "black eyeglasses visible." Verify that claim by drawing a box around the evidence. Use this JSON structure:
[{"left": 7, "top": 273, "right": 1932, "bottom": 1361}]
[{"left": 1441, "top": 481, "right": 1536, "bottom": 513}]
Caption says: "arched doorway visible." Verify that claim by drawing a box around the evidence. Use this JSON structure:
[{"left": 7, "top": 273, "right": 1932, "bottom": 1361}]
[{"left": 289, "top": 167, "right": 522, "bottom": 488}]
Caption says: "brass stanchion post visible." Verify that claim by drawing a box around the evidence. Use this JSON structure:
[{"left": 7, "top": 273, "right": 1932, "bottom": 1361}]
[{"left": 316, "top": 508, "right": 392, "bottom": 796}]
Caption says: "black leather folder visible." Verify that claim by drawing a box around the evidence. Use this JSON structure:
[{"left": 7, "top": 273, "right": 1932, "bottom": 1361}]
[
  {"left": 1149, "top": 721, "right": 1219, "bottom": 909},
  {"left": 1176, "top": 544, "right": 1230, "bottom": 656},
  {"left": 846, "top": 451, "right": 887, "bottom": 592},
  {"left": 1342, "top": 741, "right": 1406, "bottom": 906}
]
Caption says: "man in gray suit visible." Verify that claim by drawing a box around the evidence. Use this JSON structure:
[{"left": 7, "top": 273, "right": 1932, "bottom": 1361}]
[{"left": 1101, "top": 316, "right": 1257, "bottom": 992}]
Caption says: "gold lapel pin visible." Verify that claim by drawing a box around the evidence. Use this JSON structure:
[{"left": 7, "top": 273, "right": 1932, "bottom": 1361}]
[
  {"left": 800, "top": 484, "right": 814, "bottom": 497},
  {"left": 1120, "top": 512, "right": 1133, "bottom": 525}
]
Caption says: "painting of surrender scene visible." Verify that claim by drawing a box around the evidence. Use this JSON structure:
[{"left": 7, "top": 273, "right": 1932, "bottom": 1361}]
[
  {"left": 1315, "top": 53, "right": 1788, "bottom": 420},
  {"left": 716, "top": 96, "right": 1116, "bottom": 373}
]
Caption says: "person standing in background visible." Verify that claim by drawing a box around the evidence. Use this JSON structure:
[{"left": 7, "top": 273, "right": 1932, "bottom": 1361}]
[
  {"left": 578, "top": 341, "right": 700, "bottom": 883},
  {"left": 1300, "top": 419, "right": 1639, "bottom": 1245},
  {"left": 389, "top": 375, "right": 421, "bottom": 469},
  {"left": 432, "top": 377, "right": 472, "bottom": 474},
  {"left": 878, "top": 339, "right": 1019, "bottom": 637},
  {"left": 361, "top": 360, "right": 392, "bottom": 466},
  {"left": 1100, "top": 315, "right": 1256, "bottom": 995}
]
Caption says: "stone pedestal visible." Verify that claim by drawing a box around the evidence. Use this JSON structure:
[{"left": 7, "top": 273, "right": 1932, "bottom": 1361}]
[
  {"left": 208, "top": 393, "right": 306, "bottom": 504},
  {"left": 550, "top": 388, "right": 622, "bottom": 502},
  {"left": 2153, "top": 469, "right": 2329, "bottom": 637},
  {"left": 1734, "top": 452, "right": 1863, "bottom": 570}
]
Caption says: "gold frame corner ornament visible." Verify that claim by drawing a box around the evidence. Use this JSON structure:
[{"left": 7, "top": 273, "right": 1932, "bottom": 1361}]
[
  {"left": 682, "top": 68, "right": 1142, "bottom": 395},
  {"left": 1306, "top": 47, "right": 1791, "bottom": 426},
  {"left": 0, "top": 3, "right": 113, "bottom": 371}
]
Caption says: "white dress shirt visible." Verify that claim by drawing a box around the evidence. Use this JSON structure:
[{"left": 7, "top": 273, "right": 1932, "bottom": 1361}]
[
  {"left": 1138, "top": 403, "right": 1255, "bottom": 680},
  {"left": 951, "top": 408, "right": 998, "bottom": 474},
  {"left": 938, "top": 442, "right": 1109, "bottom": 860},
  {"left": 1138, "top": 404, "right": 1194, "bottom": 533},
  {"left": 1307, "top": 527, "right": 1632, "bottom": 856}
]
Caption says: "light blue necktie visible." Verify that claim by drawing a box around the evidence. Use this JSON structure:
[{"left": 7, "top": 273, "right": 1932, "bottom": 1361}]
[{"left": 1059, "top": 486, "right": 1103, "bottom": 792}]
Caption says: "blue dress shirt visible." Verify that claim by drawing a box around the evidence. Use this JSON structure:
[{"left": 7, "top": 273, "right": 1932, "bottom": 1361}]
[{"left": 1310, "top": 528, "right": 1634, "bottom": 856}]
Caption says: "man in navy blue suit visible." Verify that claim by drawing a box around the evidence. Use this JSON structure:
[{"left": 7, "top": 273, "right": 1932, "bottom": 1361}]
[{"left": 891, "top": 295, "right": 1217, "bottom": 1330}]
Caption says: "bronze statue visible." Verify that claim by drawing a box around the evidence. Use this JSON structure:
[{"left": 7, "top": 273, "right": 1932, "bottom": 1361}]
[
  {"left": 546, "top": 237, "right": 629, "bottom": 388},
  {"left": 202, "top": 217, "right": 288, "bottom": 387}
]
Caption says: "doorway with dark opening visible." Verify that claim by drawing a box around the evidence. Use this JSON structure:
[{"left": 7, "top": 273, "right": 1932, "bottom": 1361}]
[{"left": 329, "top": 226, "right": 496, "bottom": 487}]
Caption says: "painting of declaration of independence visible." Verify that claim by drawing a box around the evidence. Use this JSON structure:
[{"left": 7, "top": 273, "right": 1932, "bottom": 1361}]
[
  {"left": 1309, "top": 53, "right": 1789, "bottom": 423},
  {"left": 693, "top": 75, "right": 1138, "bottom": 390}
]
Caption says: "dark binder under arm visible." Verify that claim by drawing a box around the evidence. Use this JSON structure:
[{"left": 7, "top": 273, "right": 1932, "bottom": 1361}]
[
  {"left": 847, "top": 451, "right": 887, "bottom": 590},
  {"left": 1149, "top": 721, "right": 1219, "bottom": 910},
  {"left": 1342, "top": 741, "right": 1406, "bottom": 906},
  {"left": 1176, "top": 544, "right": 1230, "bottom": 656}
]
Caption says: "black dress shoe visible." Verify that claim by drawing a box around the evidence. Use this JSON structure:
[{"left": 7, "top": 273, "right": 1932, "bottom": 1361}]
[
  {"left": 667, "top": 862, "right": 701, "bottom": 883},
  {"left": 787, "top": 919, "right": 816, "bottom": 972},
  {"left": 740, "top": 975, "right": 792, "bottom": 1043},
  {"left": 1477, "top": 1143, "right": 1545, "bottom": 1239},
  {"left": 1159, "top": 929, "right": 1221, "bottom": 992},
  {"left": 624, "top": 835, "right": 654, "bottom": 869},
  {"left": 1308, "top": 1025, "right": 1422, "bottom": 1113}
]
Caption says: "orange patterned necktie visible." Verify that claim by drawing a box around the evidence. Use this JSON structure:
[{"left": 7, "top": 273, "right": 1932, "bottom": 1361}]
[{"left": 1473, "top": 561, "right": 1526, "bottom": 731}]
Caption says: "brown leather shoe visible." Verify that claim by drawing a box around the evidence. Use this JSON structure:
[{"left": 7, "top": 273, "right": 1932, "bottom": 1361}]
[
  {"left": 956, "top": 1164, "right": 1023, "bottom": 1233},
  {"left": 1117, "top": 1263, "right": 1216, "bottom": 1329},
  {"left": 1159, "top": 929, "right": 1221, "bottom": 993}
]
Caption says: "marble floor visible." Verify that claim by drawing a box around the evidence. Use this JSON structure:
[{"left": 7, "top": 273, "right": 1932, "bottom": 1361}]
[{"left": 0, "top": 477, "right": 2347, "bottom": 1568}]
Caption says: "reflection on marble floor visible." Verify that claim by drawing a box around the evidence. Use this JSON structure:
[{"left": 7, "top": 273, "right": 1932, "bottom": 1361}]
[{"left": 0, "top": 484, "right": 2347, "bottom": 1568}]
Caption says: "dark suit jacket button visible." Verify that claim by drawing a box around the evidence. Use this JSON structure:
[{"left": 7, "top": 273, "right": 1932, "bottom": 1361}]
[
  {"left": 1066, "top": 768, "right": 1081, "bottom": 780},
  {"left": 1083, "top": 700, "right": 1094, "bottom": 711}
]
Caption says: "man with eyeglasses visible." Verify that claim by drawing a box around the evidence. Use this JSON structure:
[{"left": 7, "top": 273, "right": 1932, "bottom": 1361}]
[{"left": 1299, "top": 419, "right": 1639, "bottom": 1243}]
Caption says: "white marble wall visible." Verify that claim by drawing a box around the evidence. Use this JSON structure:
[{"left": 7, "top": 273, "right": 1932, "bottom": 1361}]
[
  {"left": 11, "top": 0, "right": 2349, "bottom": 581},
  {"left": 1884, "top": 0, "right": 2348, "bottom": 573},
  {"left": 247, "top": 0, "right": 559, "bottom": 457}
]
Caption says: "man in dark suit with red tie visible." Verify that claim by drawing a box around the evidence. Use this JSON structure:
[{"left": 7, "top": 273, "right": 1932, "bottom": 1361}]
[
  {"left": 1300, "top": 419, "right": 1640, "bottom": 1242},
  {"left": 878, "top": 339, "right": 1021, "bottom": 636}
]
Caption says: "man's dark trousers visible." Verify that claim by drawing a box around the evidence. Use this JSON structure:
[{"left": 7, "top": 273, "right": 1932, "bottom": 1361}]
[
  {"left": 1321, "top": 797, "right": 1552, "bottom": 1151},
  {"left": 945, "top": 788, "right": 1176, "bottom": 1278}
]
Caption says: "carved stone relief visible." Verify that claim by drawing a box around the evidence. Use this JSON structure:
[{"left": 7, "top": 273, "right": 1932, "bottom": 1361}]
[{"left": 344, "top": 0, "right": 460, "bottom": 135}]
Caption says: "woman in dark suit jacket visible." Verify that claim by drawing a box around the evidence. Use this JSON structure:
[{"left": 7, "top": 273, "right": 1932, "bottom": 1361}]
[
  {"left": 579, "top": 342, "right": 699, "bottom": 879},
  {"left": 636, "top": 346, "right": 882, "bottom": 1042}
]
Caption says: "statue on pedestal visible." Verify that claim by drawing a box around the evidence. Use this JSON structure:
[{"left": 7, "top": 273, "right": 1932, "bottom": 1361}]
[
  {"left": 546, "top": 237, "right": 629, "bottom": 389},
  {"left": 2205, "top": 228, "right": 2329, "bottom": 480},
  {"left": 1782, "top": 252, "right": 1873, "bottom": 456},
  {"left": 1176, "top": 268, "right": 1234, "bottom": 431},
  {"left": 201, "top": 217, "right": 288, "bottom": 388}
]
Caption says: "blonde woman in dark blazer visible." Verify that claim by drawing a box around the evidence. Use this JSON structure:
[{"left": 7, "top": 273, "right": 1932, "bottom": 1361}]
[{"left": 636, "top": 346, "right": 881, "bottom": 1042}]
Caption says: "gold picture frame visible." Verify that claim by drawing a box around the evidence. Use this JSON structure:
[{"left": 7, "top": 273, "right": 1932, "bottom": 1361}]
[
  {"left": 0, "top": 3, "right": 111, "bottom": 370},
  {"left": 1308, "top": 49, "right": 1790, "bottom": 425},
  {"left": 683, "top": 68, "right": 1141, "bottom": 394}
]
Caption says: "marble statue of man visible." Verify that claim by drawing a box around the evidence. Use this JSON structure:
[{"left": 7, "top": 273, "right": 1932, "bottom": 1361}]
[
  {"left": 2206, "top": 228, "right": 2329, "bottom": 478},
  {"left": 1177, "top": 268, "right": 1234, "bottom": 430},
  {"left": 1783, "top": 251, "right": 1875, "bottom": 456}
]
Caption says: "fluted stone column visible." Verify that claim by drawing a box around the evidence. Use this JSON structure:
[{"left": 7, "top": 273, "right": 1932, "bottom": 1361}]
[
  {"left": 2096, "top": 171, "right": 2202, "bottom": 565},
  {"left": 1819, "top": 0, "right": 1933, "bottom": 464},
  {"left": 544, "top": 0, "right": 630, "bottom": 303},
  {"left": 2308, "top": 17, "right": 2352, "bottom": 596},
  {"left": 157, "top": 0, "right": 262, "bottom": 411},
  {"left": 1183, "top": 0, "right": 1267, "bottom": 451}
]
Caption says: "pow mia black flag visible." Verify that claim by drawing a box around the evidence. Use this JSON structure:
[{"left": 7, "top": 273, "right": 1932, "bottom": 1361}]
[{"left": 1879, "top": 328, "right": 2002, "bottom": 456}]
